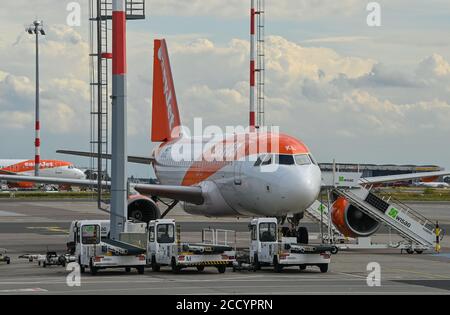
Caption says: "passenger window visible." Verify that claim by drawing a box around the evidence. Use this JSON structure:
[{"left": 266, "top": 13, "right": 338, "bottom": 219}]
[
  {"left": 251, "top": 225, "right": 257, "bottom": 240},
  {"left": 276, "top": 155, "right": 295, "bottom": 165},
  {"left": 254, "top": 155, "right": 265, "bottom": 167},
  {"left": 149, "top": 226, "right": 155, "bottom": 242},
  {"left": 295, "top": 154, "right": 312, "bottom": 165}
]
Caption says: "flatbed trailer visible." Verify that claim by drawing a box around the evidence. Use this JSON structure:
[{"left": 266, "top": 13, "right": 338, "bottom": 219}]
[{"left": 148, "top": 219, "right": 236, "bottom": 273}]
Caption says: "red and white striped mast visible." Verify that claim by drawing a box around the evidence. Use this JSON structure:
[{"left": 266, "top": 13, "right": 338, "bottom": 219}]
[
  {"left": 110, "top": 0, "right": 128, "bottom": 240},
  {"left": 249, "top": 0, "right": 256, "bottom": 130}
]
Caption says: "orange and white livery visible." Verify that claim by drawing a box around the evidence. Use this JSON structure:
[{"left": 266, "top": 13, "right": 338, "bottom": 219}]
[{"left": 0, "top": 159, "right": 86, "bottom": 189}]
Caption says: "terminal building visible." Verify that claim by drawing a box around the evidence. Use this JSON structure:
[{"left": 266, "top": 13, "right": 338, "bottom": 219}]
[{"left": 318, "top": 163, "right": 444, "bottom": 179}]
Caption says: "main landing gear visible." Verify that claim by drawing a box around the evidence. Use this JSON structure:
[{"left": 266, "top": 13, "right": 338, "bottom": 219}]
[{"left": 279, "top": 213, "right": 309, "bottom": 245}]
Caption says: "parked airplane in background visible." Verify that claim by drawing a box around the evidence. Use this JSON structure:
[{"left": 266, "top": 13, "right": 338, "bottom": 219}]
[
  {"left": 413, "top": 181, "right": 450, "bottom": 188},
  {"left": 1, "top": 39, "right": 449, "bottom": 241},
  {"left": 0, "top": 159, "right": 86, "bottom": 189}
]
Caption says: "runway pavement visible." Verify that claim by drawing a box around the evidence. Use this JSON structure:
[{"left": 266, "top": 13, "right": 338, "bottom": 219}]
[{"left": 0, "top": 199, "right": 449, "bottom": 295}]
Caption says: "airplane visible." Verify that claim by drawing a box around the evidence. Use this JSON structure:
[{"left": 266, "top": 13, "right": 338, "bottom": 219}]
[
  {"left": 0, "top": 159, "right": 86, "bottom": 189},
  {"left": 1, "top": 39, "right": 449, "bottom": 241},
  {"left": 413, "top": 181, "right": 450, "bottom": 188}
]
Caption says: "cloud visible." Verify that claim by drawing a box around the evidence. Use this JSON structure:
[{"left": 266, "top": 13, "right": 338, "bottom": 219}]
[
  {"left": 0, "top": 111, "right": 33, "bottom": 129},
  {"left": 416, "top": 54, "right": 450, "bottom": 77},
  {"left": 303, "top": 36, "right": 370, "bottom": 44},
  {"left": 148, "top": 0, "right": 361, "bottom": 19}
]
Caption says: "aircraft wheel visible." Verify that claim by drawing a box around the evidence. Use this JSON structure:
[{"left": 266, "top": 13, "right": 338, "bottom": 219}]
[{"left": 297, "top": 227, "right": 309, "bottom": 244}]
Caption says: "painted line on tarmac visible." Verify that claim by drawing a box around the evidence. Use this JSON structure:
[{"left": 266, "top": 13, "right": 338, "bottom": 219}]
[
  {"left": 0, "top": 288, "right": 47, "bottom": 293},
  {"left": 388, "top": 268, "right": 450, "bottom": 280}
]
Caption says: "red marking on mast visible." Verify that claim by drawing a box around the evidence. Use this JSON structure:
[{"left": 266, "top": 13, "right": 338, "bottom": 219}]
[{"left": 112, "top": 11, "right": 126, "bottom": 75}]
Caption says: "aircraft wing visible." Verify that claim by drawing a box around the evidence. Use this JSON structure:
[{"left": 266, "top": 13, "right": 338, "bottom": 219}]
[
  {"left": 359, "top": 171, "right": 450, "bottom": 185},
  {"left": 0, "top": 175, "right": 204, "bottom": 205},
  {"left": 0, "top": 170, "right": 17, "bottom": 175},
  {"left": 56, "top": 150, "right": 154, "bottom": 165}
]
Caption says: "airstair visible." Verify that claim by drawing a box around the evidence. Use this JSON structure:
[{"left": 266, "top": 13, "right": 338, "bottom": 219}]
[
  {"left": 305, "top": 200, "right": 343, "bottom": 239},
  {"left": 332, "top": 186, "right": 436, "bottom": 251}
]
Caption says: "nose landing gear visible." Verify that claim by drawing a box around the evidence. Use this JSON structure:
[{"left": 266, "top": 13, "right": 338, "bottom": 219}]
[{"left": 279, "top": 213, "right": 309, "bottom": 244}]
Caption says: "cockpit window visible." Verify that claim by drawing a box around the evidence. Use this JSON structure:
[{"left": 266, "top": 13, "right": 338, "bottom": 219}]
[
  {"left": 261, "top": 154, "right": 273, "bottom": 166},
  {"left": 276, "top": 155, "right": 295, "bottom": 165},
  {"left": 254, "top": 155, "right": 264, "bottom": 167},
  {"left": 295, "top": 154, "right": 312, "bottom": 165},
  {"left": 309, "top": 154, "right": 318, "bottom": 165}
]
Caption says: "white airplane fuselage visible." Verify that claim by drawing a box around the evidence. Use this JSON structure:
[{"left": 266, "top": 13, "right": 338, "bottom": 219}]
[{"left": 152, "top": 133, "right": 322, "bottom": 218}]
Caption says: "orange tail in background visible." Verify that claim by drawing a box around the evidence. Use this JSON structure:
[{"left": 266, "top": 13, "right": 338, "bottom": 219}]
[{"left": 152, "top": 39, "right": 182, "bottom": 142}]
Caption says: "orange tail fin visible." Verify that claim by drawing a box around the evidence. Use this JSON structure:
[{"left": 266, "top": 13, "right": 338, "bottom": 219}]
[{"left": 151, "top": 39, "right": 182, "bottom": 142}]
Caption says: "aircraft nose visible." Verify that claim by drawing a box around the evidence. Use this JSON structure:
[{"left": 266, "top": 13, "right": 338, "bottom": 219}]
[{"left": 278, "top": 165, "right": 322, "bottom": 211}]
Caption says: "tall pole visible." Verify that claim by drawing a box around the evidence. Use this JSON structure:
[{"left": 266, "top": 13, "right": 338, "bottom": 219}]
[
  {"left": 110, "top": 0, "right": 128, "bottom": 240},
  {"left": 33, "top": 22, "right": 42, "bottom": 177},
  {"left": 249, "top": 0, "right": 256, "bottom": 130},
  {"left": 96, "top": 0, "right": 103, "bottom": 208}
]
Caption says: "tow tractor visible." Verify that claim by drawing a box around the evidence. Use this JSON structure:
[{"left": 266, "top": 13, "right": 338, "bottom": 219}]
[
  {"left": 148, "top": 219, "right": 236, "bottom": 274},
  {"left": 0, "top": 249, "right": 10, "bottom": 265},
  {"left": 70, "top": 220, "right": 147, "bottom": 275},
  {"left": 236, "top": 218, "right": 338, "bottom": 273}
]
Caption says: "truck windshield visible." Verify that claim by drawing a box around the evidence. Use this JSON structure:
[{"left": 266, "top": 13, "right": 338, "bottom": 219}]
[
  {"left": 157, "top": 224, "right": 175, "bottom": 244},
  {"left": 81, "top": 225, "right": 101, "bottom": 245},
  {"left": 259, "top": 223, "right": 277, "bottom": 242}
]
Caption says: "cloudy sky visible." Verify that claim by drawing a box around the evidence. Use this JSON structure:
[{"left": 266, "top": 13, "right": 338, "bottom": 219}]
[{"left": 1, "top": 0, "right": 450, "bottom": 177}]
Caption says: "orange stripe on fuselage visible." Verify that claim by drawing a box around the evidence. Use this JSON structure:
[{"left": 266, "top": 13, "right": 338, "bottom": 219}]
[{"left": 179, "top": 133, "right": 310, "bottom": 186}]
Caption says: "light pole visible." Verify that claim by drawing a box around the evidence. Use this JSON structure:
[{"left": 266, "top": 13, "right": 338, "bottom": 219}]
[{"left": 26, "top": 21, "right": 46, "bottom": 177}]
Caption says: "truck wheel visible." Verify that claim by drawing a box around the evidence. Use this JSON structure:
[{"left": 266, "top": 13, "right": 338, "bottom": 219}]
[
  {"left": 90, "top": 261, "right": 98, "bottom": 275},
  {"left": 217, "top": 265, "right": 226, "bottom": 274},
  {"left": 299, "top": 265, "right": 306, "bottom": 271},
  {"left": 253, "top": 254, "right": 261, "bottom": 271},
  {"left": 171, "top": 258, "right": 180, "bottom": 274},
  {"left": 137, "top": 266, "right": 145, "bottom": 275},
  {"left": 318, "top": 264, "right": 328, "bottom": 273},
  {"left": 273, "top": 257, "right": 283, "bottom": 273},
  {"left": 90, "top": 267, "right": 98, "bottom": 276},
  {"left": 6, "top": 259, "right": 10, "bottom": 265},
  {"left": 415, "top": 250, "right": 423, "bottom": 255},
  {"left": 125, "top": 267, "right": 131, "bottom": 273},
  {"left": 406, "top": 248, "right": 414, "bottom": 255},
  {"left": 331, "top": 246, "right": 339, "bottom": 255},
  {"left": 196, "top": 266, "right": 205, "bottom": 272},
  {"left": 297, "top": 227, "right": 309, "bottom": 244},
  {"left": 151, "top": 256, "right": 160, "bottom": 272}
]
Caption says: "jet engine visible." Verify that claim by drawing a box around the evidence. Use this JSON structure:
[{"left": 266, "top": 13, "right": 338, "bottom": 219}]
[
  {"left": 128, "top": 194, "right": 161, "bottom": 223},
  {"left": 331, "top": 196, "right": 380, "bottom": 238}
]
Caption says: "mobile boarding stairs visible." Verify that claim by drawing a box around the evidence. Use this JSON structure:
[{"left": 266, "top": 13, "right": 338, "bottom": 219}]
[{"left": 305, "top": 172, "right": 442, "bottom": 253}]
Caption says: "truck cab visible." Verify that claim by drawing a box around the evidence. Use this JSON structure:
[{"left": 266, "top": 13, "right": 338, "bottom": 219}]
[
  {"left": 148, "top": 219, "right": 236, "bottom": 274},
  {"left": 249, "top": 217, "right": 336, "bottom": 273},
  {"left": 148, "top": 219, "right": 177, "bottom": 269},
  {"left": 249, "top": 218, "right": 279, "bottom": 268}
]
